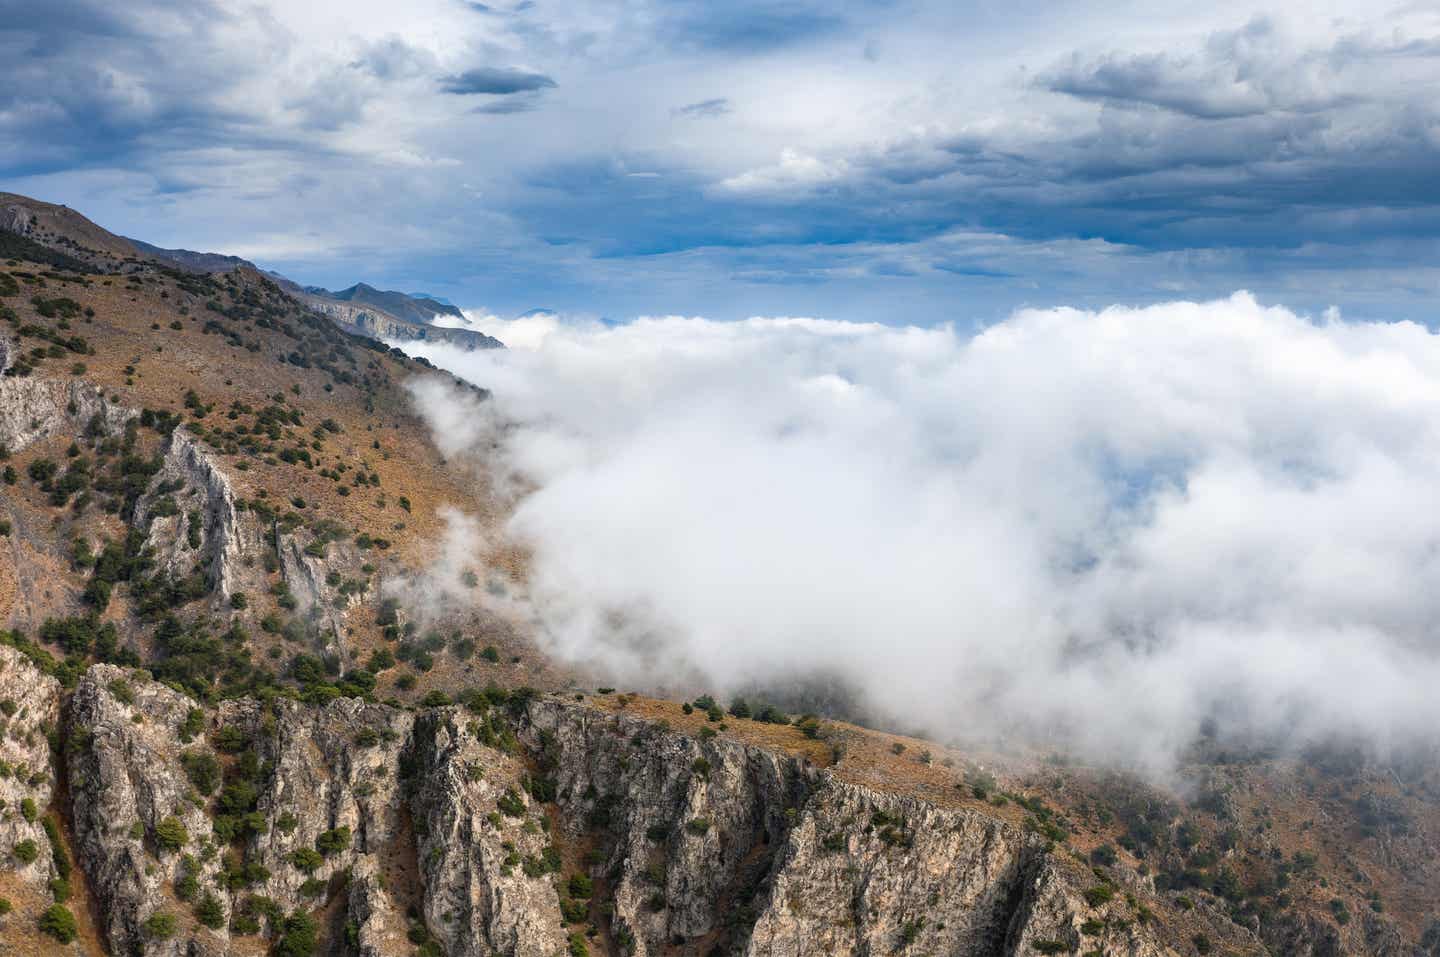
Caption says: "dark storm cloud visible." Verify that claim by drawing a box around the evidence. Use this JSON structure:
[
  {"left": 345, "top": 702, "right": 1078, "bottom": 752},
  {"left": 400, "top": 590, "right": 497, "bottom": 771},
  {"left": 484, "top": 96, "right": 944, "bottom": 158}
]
[{"left": 439, "top": 66, "right": 557, "bottom": 95}]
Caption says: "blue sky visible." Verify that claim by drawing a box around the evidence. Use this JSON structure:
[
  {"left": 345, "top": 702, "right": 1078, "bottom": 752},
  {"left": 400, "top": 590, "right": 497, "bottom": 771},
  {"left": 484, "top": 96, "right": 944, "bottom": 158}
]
[{"left": 4, "top": 0, "right": 1440, "bottom": 326}]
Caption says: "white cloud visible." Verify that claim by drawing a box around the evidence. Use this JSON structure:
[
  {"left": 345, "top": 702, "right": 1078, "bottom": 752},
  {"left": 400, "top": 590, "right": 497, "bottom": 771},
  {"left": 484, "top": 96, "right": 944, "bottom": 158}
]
[{"left": 404, "top": 293, "right": 1440, "bottom": 769}]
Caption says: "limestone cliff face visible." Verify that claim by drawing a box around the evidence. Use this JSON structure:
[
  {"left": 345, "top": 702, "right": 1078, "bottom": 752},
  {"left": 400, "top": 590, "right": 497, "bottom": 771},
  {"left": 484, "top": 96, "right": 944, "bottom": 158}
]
[
  {"left": 0, "top": 378, "right": 133, "bottom": 454},
  {"left": 0, "top": 660, "right": 1413, "bottom": 957},
  {"left": 68, "top": 666, "right": 419, "bottom": 956},
  {"left": 527, "top": 699, "right": 817, "bottom": 954},
  {"left": 409, "top": 707, "right": 568, "bottom": 957},
  {"left": 303, "top": 298, "right": 502, "bottom": 351},
  {"left": 133, "top": 429, "right": 261, "bottom": 606},
  {"left": 0, "top": 646, "right": 62, "bottom": 895},
  {"left": 68, "top": 664, "right": 222, "bottom": 957}
]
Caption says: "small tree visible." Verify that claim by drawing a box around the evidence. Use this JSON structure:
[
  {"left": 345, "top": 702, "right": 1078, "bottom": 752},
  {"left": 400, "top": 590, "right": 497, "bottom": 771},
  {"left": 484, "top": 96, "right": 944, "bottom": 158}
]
[
  {"left": 155, "top": 816, "right": 189, "bottom": 851},
  {"left": 144, "top": 911, "right": 177, "bottom": 939},
  {"left": 39, "top": 904, "right": 78, "bottom": 943}
]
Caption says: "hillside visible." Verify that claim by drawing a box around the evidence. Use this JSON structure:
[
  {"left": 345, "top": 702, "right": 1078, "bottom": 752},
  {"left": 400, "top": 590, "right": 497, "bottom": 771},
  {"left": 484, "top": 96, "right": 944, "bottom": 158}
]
[{"left": 0, "top": 196, "right": 1437, "bottom": 956}]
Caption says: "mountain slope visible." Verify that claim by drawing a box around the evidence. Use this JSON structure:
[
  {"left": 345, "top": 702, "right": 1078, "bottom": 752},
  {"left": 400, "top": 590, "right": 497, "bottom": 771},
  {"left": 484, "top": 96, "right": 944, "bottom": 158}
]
[
  {"left": 0, "top": 194, "right": 498, "bottom": 352},
  {"left": 0, "top": 195, "right": 1437, "bottom": 957}
]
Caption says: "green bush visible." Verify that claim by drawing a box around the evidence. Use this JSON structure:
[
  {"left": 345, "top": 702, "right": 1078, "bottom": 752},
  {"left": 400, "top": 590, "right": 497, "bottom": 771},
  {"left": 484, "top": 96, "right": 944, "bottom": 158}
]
[
  {"left": 181, "top": 750, "right": 220, "bottom": 795},
  {"left": 38, "top": 904, "right": 78, "bottom": 943},
  {"left": 13, "top": 839, "right": 39, "bottom": 864},
  {"left": 290, "top": 847, "right": 323, "bottom": 873},
  {"left": 314, "top": 826, "right": 351, "bottom": 856},
  {"left": 144, "top": 911, "right": 177, "bottom": 939},
  {"left": 274, "top": 910, "right": 319, "bottom": 956},
  {"left": 155, "top": 815, "right": 189, "bottom": 851},
  {"left": 195, "top": 892, "right": 224, "bottom": 929}
]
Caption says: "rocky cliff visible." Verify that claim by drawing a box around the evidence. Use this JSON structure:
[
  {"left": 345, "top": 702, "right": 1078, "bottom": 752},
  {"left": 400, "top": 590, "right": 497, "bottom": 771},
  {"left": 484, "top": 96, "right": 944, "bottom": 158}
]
[
  {"left": 302, "top": 299, "right": 502, "bottom": 351},
  {"left": 0, "top": 644, "right": 1323, "bottom": 957}
]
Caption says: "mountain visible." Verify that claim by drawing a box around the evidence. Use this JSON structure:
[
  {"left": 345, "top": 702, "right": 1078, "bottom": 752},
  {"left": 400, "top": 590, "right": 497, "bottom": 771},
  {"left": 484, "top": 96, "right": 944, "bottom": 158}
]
[
  {"left": 310, "top": 282, "right": 466, "bottom": 325},
  {"left": 126, "top": 238, "right": 260, "bottom": 275},
  {"left": 1, "top": 193, "right": 1437, "bottom": 957},
  {"left": 0, "top": 194, "right": 497, "bottom": 352}
]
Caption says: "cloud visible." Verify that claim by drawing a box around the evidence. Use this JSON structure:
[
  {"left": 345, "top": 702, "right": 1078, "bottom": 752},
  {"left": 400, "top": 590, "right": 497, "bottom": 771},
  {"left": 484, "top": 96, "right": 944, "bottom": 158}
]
[
  {"left": 405, "top": 294, "right": 1440, "bottom": 769},
  {"left": 471, "top": 97, "right": 544, "bottom": 115},
  {"left": 440, "top": 66, "right": 556, "bottom": 95},
  {"left": 660, "top": 2, "right": 847, "bottom": 52},
  {"left": 674, "top": 97, "right": 731, "bottom": 118}
]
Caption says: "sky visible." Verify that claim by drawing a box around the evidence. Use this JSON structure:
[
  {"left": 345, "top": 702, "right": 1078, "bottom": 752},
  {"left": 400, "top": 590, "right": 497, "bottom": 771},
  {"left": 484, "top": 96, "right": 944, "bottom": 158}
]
[{"left": 5, "top": 0, "right": 1440, "bottom": 325}]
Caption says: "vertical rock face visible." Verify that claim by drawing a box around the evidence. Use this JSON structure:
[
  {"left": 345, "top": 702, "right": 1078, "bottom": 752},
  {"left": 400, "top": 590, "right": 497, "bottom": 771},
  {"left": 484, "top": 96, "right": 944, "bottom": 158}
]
[
  {"left": 133, "top": 429, "right": 261, "bottom": 607},
  {"left": 67, "top": 667, "right": 417, "bottom": 956},
  {"left": 68, "top": 664, "right": 217, "bottom": 957},
  {"left": 0, "top": 379, "right": 133, "bottom": 454},
  {"left": 0, "top": 646, "right": 62, "bottom": 892},
  {"left": 528, "top": 699, "right": 819, "bottom": 955},
  {"left": 746, "top": 785, "right": 1042, "bottom": 956},
  {"left": 227, "top": 696, "right": 415, "bottom": 915},
  {"left": 408, "top": 707, "right": 567, "bottom": 957},
  {"left": 25, "top": 678, "right": 1409, "bottom": 957}
]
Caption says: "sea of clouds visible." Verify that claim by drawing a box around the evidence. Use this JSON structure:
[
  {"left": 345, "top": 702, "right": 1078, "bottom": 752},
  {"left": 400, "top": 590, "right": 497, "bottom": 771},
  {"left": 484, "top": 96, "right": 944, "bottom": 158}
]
[{"left": 400, "top": 293, "right": 1440, "bottom": 769}]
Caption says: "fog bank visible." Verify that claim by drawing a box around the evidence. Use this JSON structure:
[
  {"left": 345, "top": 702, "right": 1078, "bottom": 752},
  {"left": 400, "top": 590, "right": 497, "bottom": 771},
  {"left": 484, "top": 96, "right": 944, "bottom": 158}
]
[{"left": 401, "top": 294, "right": 1440, "bottom": 768}]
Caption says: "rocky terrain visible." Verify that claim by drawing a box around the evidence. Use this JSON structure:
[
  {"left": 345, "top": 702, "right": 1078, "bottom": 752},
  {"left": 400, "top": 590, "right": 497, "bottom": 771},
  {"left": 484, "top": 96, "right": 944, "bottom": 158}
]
[{"left": 1, "top": 193, "right": 1438, "bottom": 956}]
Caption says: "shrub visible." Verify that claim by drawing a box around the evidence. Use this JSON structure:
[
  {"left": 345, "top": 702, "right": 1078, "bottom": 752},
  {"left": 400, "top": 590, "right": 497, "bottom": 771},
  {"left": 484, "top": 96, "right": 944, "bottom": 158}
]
[
  {"left": 20, "top": 797, "right": 37, "bottom": 822},
  {"left": 567, "top": 873, "right": 594, "bottom": 899},
  {"left": 195, "top": 893, "right": 224, "bottom": 929},
  {"left": 1083, "top": 885, "right": 1115, "bottom": 908},
  {"left": 497, "top": 789, "right": 526, "bottom": 817},
  {"left": 155, "top": 815, "right": 189, "bottom": 851},
  {"left": 315, "top": 826, "right": 351, "bottom": 856},
  {"left": 687, "top": 817, "right": 711, "bottom": 836},
  {"left": 181, "top": 750, "right": 221, "bottom": 795},
  {"left": 38, "top": 904, "right": 78, "bottom": 942},
  {"left": 13, "top": 839, "right": 39, "bottom": 864},
  {"left": 480, "top": 645, "right": 500, "bottom": 663},
  {"left": 144, "top": 911, "right": 177, "bottom": 939},
  {"left": 727, "top": 697, "right": 751, "bottom": 719},
  {"left": 275, "top": 909, "right": 318, "bottom": 949},
  {"left": 290, "top": 847, "right": 323, "bottom": 873}
]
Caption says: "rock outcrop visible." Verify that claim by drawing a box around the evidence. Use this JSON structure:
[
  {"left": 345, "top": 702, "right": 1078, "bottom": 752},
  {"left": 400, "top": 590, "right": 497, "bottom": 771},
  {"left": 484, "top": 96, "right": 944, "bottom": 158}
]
[
  {"left": 303, "top": 298, "right": 502, "bottom": 351},
  {"left": 0, "top": 378, "right": 133, "bottom": 454},
  {"left": 0, "top": 661, "right": 1403, "bottom": 957},
  {"left": 133, "top": 429, "right": 260, "bottom": 606},
  {"left": 0, "top": 646, "right": 62, "bottom": 895},
  {"left": 410, "top": 707, "right": 567, "bottom": 957}
]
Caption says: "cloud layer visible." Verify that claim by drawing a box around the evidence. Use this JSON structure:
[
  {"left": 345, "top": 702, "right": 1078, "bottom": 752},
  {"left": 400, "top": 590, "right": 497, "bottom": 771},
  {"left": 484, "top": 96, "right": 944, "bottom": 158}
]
[
  {"left": 7, "top": 2, "right": 1440, "bottom": 322},
  {"left": 405, "top": 295, "right": 1440, "bottom": 768}
]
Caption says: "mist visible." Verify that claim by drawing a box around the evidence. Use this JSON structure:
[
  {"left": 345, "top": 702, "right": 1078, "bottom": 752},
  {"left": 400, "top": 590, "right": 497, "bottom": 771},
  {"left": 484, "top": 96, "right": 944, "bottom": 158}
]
[{"left": 399, "top": 293, "right": 1440, "bottom": 769}]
